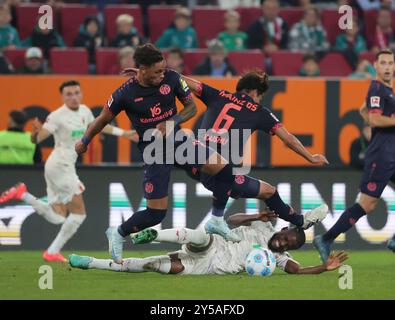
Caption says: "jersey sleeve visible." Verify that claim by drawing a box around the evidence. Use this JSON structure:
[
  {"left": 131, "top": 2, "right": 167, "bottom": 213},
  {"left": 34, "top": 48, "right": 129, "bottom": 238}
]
[
  {"left": 171, "top": 70, "right": 193, "bottom": 105},
  {"left": 195, "top": 83, "right": 221, "bottom": 107},
  {"left": 256, "top": 107, "right": 282, "bottom": 135},
  {"left": 106, "top": 86, "right": 125, "bottom": 116},
  {"left": 366, "top": 83, "right": 385, "bottom": 114},
  {"left": 42, "top": 112, "right": 60, "bottom": 134}
]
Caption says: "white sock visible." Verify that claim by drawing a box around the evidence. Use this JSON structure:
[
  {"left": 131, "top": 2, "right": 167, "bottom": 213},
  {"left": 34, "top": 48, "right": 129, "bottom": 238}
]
[
  {"left": 156, "top": 228, "right": 210, "bottom": 247},
  {"left": 122, "top": 255, "right": 171, "bottom": 274},
  {"left": 211, "top": 215, "right": 224, "bottom": 222},
  {"left": 47, "top": 213, "right": 86, "bottom": 254},
  {"left": 22, "top": 192, "right": 65, "bottom": 225}
]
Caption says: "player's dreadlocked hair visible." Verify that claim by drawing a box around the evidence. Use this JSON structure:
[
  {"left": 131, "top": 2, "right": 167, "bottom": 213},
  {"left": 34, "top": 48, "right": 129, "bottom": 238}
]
[
  {"left": 289, "top": 227, "right": 306, "bottom": 250},
  {"left": 236, "top": 70, "right": 269, "bottom": 96},
  {"left": 133, "top": 43, "right": 164, "bottom": 68}
]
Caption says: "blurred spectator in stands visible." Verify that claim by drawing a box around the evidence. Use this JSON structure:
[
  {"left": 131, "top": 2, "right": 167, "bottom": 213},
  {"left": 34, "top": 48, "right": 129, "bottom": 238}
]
[
  {"left": 22, "top": 23, "right": 65, "bottom": 59},
  {"left": 348, "top": 59, "right": 376, "bottom": 79},
  {"left": 335, "top": 16, "right": 367, "bottom": 69},
  {"left": 0, "top": 51, "right": 13, "bottom": 73},
  {"left": 371, "top": 7, "right": 395, "bottom": 54},
  {"left": 0, "top": 109, "right": 42, "bottom": 164},
  {"left": 288, "top": 6, "right": 329, "bottom": 53},
  {"left": 246, "top": 0, "right": 288, "bottom": 55},
  {"left": 193, "top": 39, "right": 237, "bottom": 77},
  {"left": 109, "top": 46, "right": 135, "bottom": 75},
  {"left": 349, "top": 124, "right": 371, "bottom": 170},
  {"left": 298, "top": 53, "right": 320, "bottom": 76},
  {"left": 218, "top": 10, "right": 248, "bottom": 52},
  {"left": 0, "top": 3, "right": 20, "bottom": 49},
  {"left": 73, "top": 15, "right": 103, "bottom": 71},
  {"left": 156, "top": 7, "right": 198, "bottom": 49},
  {"left": 166, "top": 47, "right": 190, "bottom": 75},
  {"left": 17, "top": 47, "right": 48, "bottom": 74},
  {"left": 217, "top": 0, "right": 261, "bottom": 9},
  {"left": 111, "top": 14, "right": 144, "bottom": 48},
  {"left": 356, "top": 0, "right": 395, "bottom": 10}
]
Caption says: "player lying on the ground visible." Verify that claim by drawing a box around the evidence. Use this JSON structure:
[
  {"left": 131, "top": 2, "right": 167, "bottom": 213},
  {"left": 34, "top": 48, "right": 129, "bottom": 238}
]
[
  {"left": 70, "top": 210, "right": 348, "bottom": 275},
  {"left": 314, "top": 49, "right": 395, "bottom": 260},
  {"left": 0, "top": 80, "right": 137, "bottom": 262},
  {"left": 123, "top": 67, "right": 329, "bottom": 231}
]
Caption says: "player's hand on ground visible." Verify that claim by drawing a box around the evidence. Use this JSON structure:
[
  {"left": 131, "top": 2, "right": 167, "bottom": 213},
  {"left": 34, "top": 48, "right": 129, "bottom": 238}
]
[
  {"left": 75, "top": 140, "right": 88, "bottom": 155},
  {"left": 124, "top": 130, "right": 139, "bottom": 143},
  {"left": 310, "top": 154, "right": 329, "bottom": 166},
  {"left": 324, "top": 251, "right": 348, "bottom": 271},
  {"left": 258, "top": 210, "right": 278, "bottom": 222}
]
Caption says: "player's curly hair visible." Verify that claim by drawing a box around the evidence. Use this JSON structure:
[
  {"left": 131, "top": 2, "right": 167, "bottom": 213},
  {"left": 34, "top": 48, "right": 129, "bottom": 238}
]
[
  {"left": 133, "top": 43, "right": 164, "bottom": 68},
  {"left": 290, "top": 227, "right": 306, "bottom": 250},
  {"left": 236, "top": 69, "right": 269, "bottom": 96}
]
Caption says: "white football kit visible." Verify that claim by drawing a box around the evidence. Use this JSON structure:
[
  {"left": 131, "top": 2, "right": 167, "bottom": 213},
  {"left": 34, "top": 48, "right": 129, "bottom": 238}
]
[
  {"left": 173, "top": 221, "right": 297, "bottom": 275},
  {"left": 42, "top": 104, "right": 94, "bottom": 204}
]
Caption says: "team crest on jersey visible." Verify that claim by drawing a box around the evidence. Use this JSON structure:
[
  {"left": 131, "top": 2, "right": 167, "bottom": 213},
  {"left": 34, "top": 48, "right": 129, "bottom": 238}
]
[
  {"left": 370, "top": 96, "right": 380, "bottom": 108},
  {"left": 180, "top": 78, "right": 189, "bottom": 92},
  {"left": 145, "top": 182, "right": 154, "bottom": 194},
  {"left": 159, "top": 84, "right": 171, "bottom": 95}
]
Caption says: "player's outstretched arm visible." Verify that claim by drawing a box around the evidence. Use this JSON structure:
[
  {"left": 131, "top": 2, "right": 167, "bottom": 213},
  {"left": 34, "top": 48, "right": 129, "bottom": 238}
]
[
  {"left": 284, "top": 251, "right": 348, "bottom": 275},
  {"left": 274, "top": 126, "right": 329, "bottom": 166},
  {"left": 102, "top": 125, "right": 139, "bottom": 143},
  {"left": 227, "top": 210, "right": 278, "bottom": 227},
  {"left": 31, "top": 117, "right": 51, "bottom": 144},
  {"left": 75, "top": 107, "right": 114, "bottom": 154}
]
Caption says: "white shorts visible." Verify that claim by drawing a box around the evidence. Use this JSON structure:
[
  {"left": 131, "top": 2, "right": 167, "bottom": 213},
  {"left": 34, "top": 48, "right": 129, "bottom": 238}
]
[{"left": 44, "top": 158, "right": 85, "bottom": 205}]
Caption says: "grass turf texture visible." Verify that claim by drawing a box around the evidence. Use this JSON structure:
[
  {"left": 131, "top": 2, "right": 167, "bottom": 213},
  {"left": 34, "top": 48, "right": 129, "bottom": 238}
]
[{"left": 0, "top": 250, "right": 394, "bottom": 300}]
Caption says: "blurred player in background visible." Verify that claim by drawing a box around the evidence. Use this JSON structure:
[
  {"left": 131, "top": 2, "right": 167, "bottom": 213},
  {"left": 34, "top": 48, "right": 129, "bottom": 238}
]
[
  {"left": 76, "top": 44, "right": 245, "bottom": 265},
  {"left": 69, "top": 210, "right": 348, "bottom": 276},
  {"left": 0, "top": 80, "right": 137, "bottom": 262},
  {"left": 314, "top": 49, "right": 395, "bottom": 260}
]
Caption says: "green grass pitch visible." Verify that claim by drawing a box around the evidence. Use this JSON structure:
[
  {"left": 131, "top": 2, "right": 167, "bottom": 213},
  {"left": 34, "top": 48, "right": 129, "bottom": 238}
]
[{"left": 0, "top": 250, "right": 394, "bottom": 300}]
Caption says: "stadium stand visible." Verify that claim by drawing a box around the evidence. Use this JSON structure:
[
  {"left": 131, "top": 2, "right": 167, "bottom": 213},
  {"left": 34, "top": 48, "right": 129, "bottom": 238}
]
[
  {"left": 271, "top": 51, "right": 304, "bottom": 76},
  {"left": 95, "top": 48, "right": 119, "bottom": 75},
  {"left": 16, "top": 3, "right": 59, "bottom": 40},
  {"left": 228, "top": 50, "right": 265, "bottom": 74},
  {"left": 321, "top": 9, "right": 343, "bottom": 46},
  {"left": 3, "top": 48, "right": 27, "bottom": 70},
  {"left": 319, "top": 53, "right": 352, "bottom": 76}
]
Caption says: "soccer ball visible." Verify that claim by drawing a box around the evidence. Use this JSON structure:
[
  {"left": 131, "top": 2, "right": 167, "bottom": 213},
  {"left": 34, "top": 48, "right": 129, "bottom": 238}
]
[{"left": 245, "top": 247, "right": 276, "bottom": 277}]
